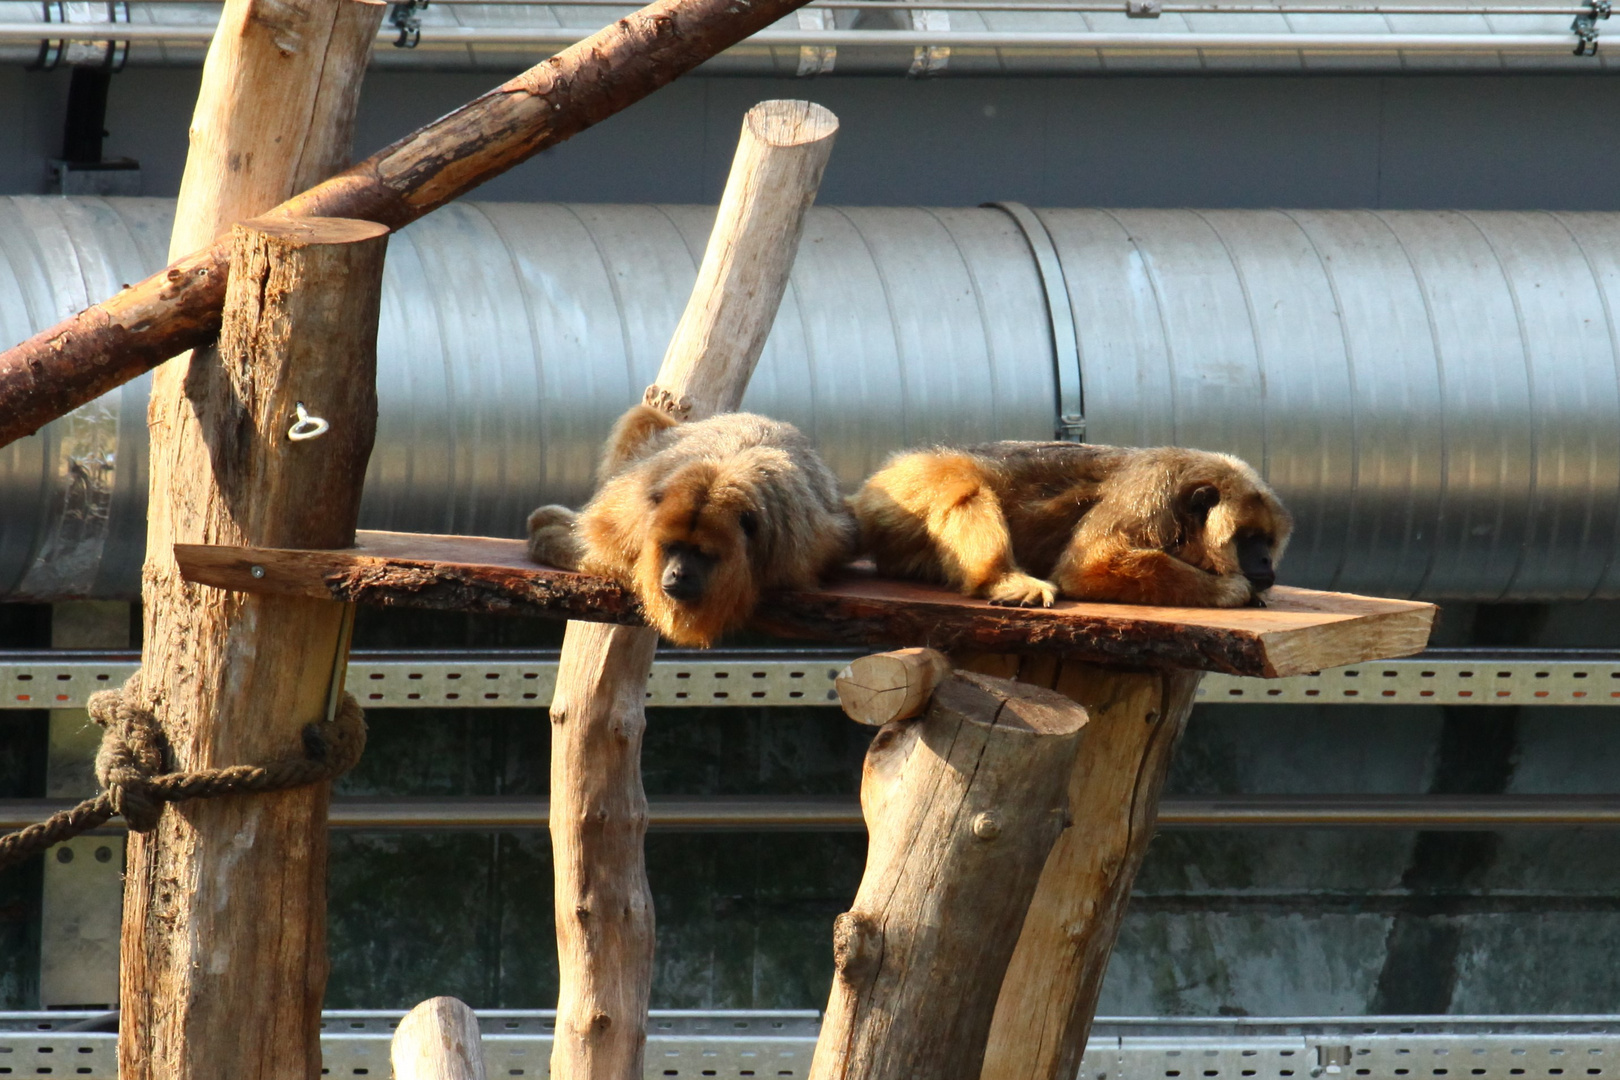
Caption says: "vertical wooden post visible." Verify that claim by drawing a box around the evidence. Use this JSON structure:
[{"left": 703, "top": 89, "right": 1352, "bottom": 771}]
[
  {"left": 548, "top": 99, "right": 837, "bottom": 1080},
  {"left": 124, "top": 4, "right": 381, "bottom": 1074},
  {"left": 122, "top": 216, "right": 388, "bottom": 1080},
  {"left": 809, "top": 672, "right": 1087, "bottom": 1080},
  {"left": 392, "top": 997, "right": 488, "bottom": 1080},
  {"left": 973, "top": 659, "right": 1202, "bottom": 1080}
]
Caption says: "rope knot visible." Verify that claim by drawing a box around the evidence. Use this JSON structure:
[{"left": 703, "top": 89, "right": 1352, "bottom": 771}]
[{"left": 89, "top": 687, "right": 167, "bottom": 833}]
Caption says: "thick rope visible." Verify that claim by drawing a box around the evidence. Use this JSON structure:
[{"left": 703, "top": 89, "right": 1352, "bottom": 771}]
[{"left": 0, "top": 676, "right": 366, "bottom": 873}]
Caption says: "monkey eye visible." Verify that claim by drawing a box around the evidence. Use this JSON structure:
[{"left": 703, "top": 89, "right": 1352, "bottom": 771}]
[
  {"left": 649, "top": 490, "right": 664, "bottom": 506},
  {"left": 738, "top": 511, "right": 759, "bottom": 538},
  {"left": 1187, "top": 484, "right": 1221, "bottom": 514}
]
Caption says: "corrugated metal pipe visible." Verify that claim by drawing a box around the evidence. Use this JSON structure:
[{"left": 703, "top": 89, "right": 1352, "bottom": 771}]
[
  {"left": 2, "top": 0, "right": 1611, "bottom": 74},
  {"left": 2, "top": 196, "right": 1618, "bottom": 603}
]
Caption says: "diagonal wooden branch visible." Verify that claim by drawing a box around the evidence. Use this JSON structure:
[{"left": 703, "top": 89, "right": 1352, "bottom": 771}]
[{"left": 0, "top": 0, "right": 822, "bottom": 449}]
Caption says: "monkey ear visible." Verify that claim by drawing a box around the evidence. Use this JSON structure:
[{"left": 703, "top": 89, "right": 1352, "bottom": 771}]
[{"left": 1187, "top": 484, "right": 1221, "bottom": 516}]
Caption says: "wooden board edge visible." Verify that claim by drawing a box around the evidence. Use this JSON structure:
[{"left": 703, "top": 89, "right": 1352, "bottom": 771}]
[{"left": 1256, "top": 602, "right": 1438, "bottom": 678}]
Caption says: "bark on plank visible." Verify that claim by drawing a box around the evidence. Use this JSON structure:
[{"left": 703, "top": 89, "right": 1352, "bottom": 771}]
[
  {"left": 547, "top": 99, "right": 839, "bottom": 1080},
  {"left": 967, "top": 658, "right": 1200, "bottom": 1080},
  {"left": 173, "top": 532, "right": 1437, "bottom": 679},
  {"left": 808, "top": 672, "right": 1087, "bottom": 1080},
  {"left": 0, "top": 0, "right": 832, "bottom": 449},
  {"left": 123, "top": 218, "right": 388, "bottom": 1080}
]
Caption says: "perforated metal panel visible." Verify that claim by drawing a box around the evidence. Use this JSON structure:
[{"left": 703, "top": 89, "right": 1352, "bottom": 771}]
[
  {"left": 7, "top": 1013, "right": 1619, "bottom": 1080},
  {"left": 7, "top": 650, "right": 1620, "bottom": 710}
]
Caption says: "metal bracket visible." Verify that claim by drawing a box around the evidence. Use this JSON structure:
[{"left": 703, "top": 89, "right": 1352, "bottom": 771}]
[
  {"left": 987, "top": 202, "right": 1085, "bottom": 442},
  {"left": 1574, "top": 0, "right": 1609, "bottom": 55},
  {"left": 389, "top": 0, "right": 428, "bottom": 49},
  {"left": 1126, "top": 0, "right": 1162, "bottom": 17}
]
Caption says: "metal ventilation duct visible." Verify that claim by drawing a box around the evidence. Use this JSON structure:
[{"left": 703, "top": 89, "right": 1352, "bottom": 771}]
[
  {"left": 1, "top": 196, "right": 1617, "bottom": 603},
  {"left": 0, "top": 0, "right": 1609, "bottom": 75}
]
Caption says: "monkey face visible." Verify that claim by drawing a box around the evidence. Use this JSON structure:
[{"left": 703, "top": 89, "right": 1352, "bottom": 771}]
[
  {"left": 630, "top": 463, "right": 760, "bottom": 648},
  {"left": 1174, "top": 462, "right": 1293, "bottom": 598}
]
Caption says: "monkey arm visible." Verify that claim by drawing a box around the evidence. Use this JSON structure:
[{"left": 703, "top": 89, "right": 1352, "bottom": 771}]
[
  {"left": 597, "top": 404, "right": 681, "bottom": 482},
  {"left": 526, "top": 505, "right": 585, "bottom": 571},
  {"left": 1054, "top": 538, "right": 1253, "bottom": 608}
]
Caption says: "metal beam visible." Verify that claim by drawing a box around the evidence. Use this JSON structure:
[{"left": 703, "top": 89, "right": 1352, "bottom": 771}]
[{"left": 8, "top": 794, "right": 1620, "bottom": 832}]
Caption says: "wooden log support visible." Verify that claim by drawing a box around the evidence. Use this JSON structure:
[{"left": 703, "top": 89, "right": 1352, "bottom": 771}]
[
  {"left": 168, "top": 0, "right": 385, "bottom": 259},
  {"left": 809, "top": 671, "right": 1088, "bottom": 1080},
  {"left": 0, "top": 0, "right": 835, "bottom": 449},
  {"left": 121, "top": 217, "right": 388, "bottom": 1080},
  {"left": 548, "top": 99, "right": 837, "bottom": 1080},
  {"left": 392, "top": 997, "right": 489, "bottom": 1080},
  {"left": 175, "top": 532, "right": 1438, "bottom": 679},
  {"left": 967, "top": 657, "right": 1201, "bottom": 1080},
  {"left": 834, "top": 647, "right": 951, "bottom": 726}
]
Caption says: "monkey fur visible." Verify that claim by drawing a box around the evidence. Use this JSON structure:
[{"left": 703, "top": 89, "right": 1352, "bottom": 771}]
[
  {"left": 527, "top": 404, "right": 856, "bottom": 647},
  {"left": 850, "top": 442, "right": 1293, "bottom": 608}
]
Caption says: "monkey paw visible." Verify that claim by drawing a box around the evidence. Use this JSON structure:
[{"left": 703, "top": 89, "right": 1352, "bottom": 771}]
[
  {"left": 985, "top": 573, "right": 1057, "bottom": 608},
  {"left": 526, "top": 504, "right": 582, "bottom": 570}
]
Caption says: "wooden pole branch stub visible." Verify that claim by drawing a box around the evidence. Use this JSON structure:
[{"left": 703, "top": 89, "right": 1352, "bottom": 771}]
[
  {"left": 392, "top": 997, "right": 488, "bottom": 1080},
  {"left": 835, "top": 647, "right": 953, "bottom": 726}
]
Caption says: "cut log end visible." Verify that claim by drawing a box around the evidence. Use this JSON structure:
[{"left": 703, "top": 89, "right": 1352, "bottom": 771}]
[
  {"left": 238, "top": 215, "right": 391, "bottom": 246},
  {"left": 748, "top": 99, "right": 839, "bottom": 146},
  {"left": 939, "top": 671, "right": 1089, "bottom": 738},
  {"left": 835, "top": 647, "right": 951, "bottom": 726}
]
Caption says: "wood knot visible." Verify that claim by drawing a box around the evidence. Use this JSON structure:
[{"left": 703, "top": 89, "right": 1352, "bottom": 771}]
[
  {"left": 831, "top": 911, "right": 881, "bottom": 984},
  {"left": 971, "top": 811, "right": 1002, "bottom": 841},
  {"left": 588, "top": 1011, "right": 612, "bottom": 1033}
]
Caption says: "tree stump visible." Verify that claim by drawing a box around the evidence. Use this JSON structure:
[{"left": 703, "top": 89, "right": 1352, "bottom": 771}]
[
  {"left": 809, "top": 670, "right": 1088, "bottom": 1080},
  {"left": 121, "top": 217, "right": 388, "bottom": 1080}
]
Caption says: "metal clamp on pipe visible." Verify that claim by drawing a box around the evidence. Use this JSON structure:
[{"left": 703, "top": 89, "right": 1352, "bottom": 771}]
[{"left": 1574, "top": 0, "right": 1609, "bottom": 55}]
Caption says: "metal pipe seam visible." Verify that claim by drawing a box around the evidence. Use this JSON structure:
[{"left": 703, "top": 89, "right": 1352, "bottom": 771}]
[
  {"left": 8, "top": 795, "right": 1620, "bottom": 831},
  {"left": 989, "top": 201, "right": 1085, "bottom": 442}
]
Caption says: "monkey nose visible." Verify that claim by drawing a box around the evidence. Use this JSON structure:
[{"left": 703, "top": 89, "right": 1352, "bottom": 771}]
[{"left": 662, "top": 565, "right": 704, "bottom": 602}]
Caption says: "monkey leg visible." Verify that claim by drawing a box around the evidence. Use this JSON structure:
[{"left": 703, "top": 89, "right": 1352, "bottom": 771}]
[
  {"left": 1058, "top": 542, "right": 1253, "bottom": 607},
  {"left": 878, "top": 453, "right": 1056, "bottom": 608},
  {"left": 527, "top": 504, "right": 585, "bottom": 570}
]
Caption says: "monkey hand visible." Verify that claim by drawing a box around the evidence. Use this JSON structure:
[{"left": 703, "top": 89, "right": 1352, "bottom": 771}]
[
  {"left": 526, "top": 504, "right": 584, "bottom": 571},
  {"left": 985, "top": 572, "right": 1058, "bottom": 608}
]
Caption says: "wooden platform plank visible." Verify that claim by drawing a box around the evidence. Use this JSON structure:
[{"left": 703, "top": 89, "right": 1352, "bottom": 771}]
[{"left": 174, "top": 530, "right": 1436, "bottom": 678}]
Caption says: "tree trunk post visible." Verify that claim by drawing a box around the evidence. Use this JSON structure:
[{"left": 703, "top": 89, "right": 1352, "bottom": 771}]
[
  {"left": 548, "top": 99, "right": 836, "bottom": 1080},
  {"left": 120, "top": 217, "right": 388, "bottom": 1080},
  {"left": 392, "top": 996, "right": 489, "bottom": 1080},
  {"left": 808, "top": 670, "right": 1088, "bottom": 1080},
  {"left": 971, "top": 658, "right": 1203, "bottom": 1080}
]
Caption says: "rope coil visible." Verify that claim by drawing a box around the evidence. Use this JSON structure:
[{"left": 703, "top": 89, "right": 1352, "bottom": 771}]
[{"left": 0, "top": 676, "right": 366, "bottom": 873}]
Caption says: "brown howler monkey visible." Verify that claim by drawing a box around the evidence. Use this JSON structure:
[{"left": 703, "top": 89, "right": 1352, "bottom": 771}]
[
  {"left": 527, "top": 404, "right": 855, "bottom": 647},
  {"left": 851, "top": 442, "right": 1292, "bottom": 608}
]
